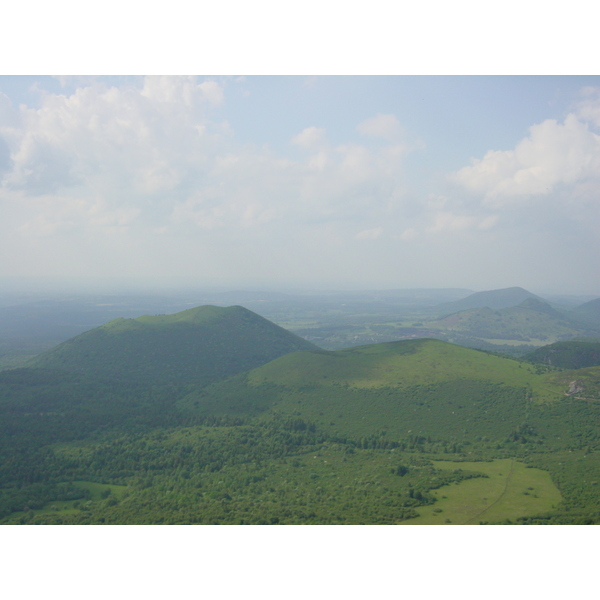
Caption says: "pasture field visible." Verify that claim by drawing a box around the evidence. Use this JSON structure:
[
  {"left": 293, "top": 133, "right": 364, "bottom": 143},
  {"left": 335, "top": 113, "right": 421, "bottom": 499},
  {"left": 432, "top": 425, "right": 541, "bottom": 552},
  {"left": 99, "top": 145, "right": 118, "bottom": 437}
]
[
  {"left": 71, "top": 480, "right": 129, "bottom": 501},
  {"left": 400, "top": 458, "right": 562, "bottom": 524}
]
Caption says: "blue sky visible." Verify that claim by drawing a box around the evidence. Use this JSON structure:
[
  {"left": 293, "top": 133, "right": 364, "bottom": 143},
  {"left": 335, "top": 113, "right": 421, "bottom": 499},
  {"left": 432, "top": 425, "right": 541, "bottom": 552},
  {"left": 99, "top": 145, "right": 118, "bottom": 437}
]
[{"left": 1, "top": 74, "right": 599, "bottom": 295}]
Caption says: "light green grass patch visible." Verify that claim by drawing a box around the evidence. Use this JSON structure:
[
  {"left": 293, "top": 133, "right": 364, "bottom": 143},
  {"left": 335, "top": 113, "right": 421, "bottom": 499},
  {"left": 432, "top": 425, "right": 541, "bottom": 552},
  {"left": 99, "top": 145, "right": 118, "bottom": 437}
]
[
  {"left": 71, "top": 480, "right": 129, "bottom": 500},
  {"left": 400, "top": 458, "right": 562, "bottom": 525}
]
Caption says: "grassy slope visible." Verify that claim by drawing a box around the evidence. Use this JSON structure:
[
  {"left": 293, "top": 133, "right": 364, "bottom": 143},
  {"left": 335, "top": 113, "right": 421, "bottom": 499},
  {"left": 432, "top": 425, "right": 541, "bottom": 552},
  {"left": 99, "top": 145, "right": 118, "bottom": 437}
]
[
  {"left": 541, "top": 367, "right": 600, "bottom": 400},
  {"left": 245, "top": 339, "right": 563, "bottom": 397},
  {"left": 180, "top": 339, "right": 585, "bottom": 444}
]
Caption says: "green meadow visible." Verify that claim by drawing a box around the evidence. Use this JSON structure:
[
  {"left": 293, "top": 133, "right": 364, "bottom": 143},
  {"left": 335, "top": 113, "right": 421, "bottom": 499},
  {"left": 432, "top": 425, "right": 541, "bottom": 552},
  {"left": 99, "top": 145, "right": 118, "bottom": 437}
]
[
  {"left": 400, "top": 459, "right": 563, "bottom": 525},
  {"left": 71, "top": 480, "right": 129, "bottom": 501}
]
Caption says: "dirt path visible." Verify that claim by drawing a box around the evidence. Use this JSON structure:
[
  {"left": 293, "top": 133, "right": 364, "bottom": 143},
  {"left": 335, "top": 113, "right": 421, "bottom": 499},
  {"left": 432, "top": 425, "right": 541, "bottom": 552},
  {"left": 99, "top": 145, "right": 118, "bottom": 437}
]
[{"left": 465, "top": 459, "right": 515, "bottom": 524}]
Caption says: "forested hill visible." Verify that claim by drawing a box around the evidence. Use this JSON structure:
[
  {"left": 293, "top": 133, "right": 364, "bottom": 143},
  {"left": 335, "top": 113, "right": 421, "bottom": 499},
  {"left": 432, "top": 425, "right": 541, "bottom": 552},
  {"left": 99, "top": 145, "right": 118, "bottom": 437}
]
[
  {"left": 29, "top": 305, "right": 318, "bottom": 385},
  {"left": 524, "top": 340, "right": 600, "bottom": 369}
]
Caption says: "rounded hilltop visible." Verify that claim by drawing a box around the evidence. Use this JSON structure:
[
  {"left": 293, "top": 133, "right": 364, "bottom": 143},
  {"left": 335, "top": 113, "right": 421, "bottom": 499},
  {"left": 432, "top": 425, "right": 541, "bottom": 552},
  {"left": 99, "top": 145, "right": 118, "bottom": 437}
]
[{"left": 30, "top": 304, "right": 318, "bottom": 385}]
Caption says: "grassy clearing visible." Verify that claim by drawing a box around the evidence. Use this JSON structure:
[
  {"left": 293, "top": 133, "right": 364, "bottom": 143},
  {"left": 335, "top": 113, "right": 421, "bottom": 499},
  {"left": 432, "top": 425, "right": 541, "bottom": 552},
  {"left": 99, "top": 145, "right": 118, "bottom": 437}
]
[
  {"left": 541, "top": 367, "right": 600, "bottom": 400},
  {"left": 6, "top": 501, "right": 82, "bottom": 521},
  {"left": 71, "top": 480, "right": 129, "bottom": 501},
  {"left": 400, "top": 458, "right": 562, "bottom": 525}
]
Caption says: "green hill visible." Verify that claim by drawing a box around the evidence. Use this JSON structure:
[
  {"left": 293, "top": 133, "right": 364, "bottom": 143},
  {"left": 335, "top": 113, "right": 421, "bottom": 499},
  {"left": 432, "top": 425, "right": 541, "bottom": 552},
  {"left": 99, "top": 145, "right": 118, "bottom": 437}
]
[
  {"left": 428, "top": 298, "right": 589, "bottom": 344},
  {"left": 29, "top": 305, "right": 318, "bottom": 385},
  {"left": 524, "top": 340, "right": 600, "bottom": 369},
  {"left": 180, "top": 338, "right": 576, "bottom": 441},
  {"left": 248, "top": 338, "right": 536, "bottom": 389},
  {"left": 569, "top": 297, "right": 600, "bottom": 328},
  {"left": 436, "top": 286, "right": 544, "bottom": 313}
]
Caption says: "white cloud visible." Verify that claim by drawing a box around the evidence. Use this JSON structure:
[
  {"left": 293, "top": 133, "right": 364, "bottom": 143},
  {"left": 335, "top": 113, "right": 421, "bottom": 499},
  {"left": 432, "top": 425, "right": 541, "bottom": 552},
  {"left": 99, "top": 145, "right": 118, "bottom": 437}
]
[
  {"left": 356, "top": 226, "right": 383, "bottom": 240},
  {"left": 0, "top": 87, "right": 412, "bottom": 239},
  {"left": 291, "top": 126, "right": 326, "bottom": 148},
  {"left": 307, "top": 150, "right": 328, "bottom": 171},
  {"left": 357, "top": 114, "right": 403, "bottom": 141},
  {"left": 576, "top": 87, "right": 600, "bottom": 128},
  {"left": 454, "top": 113, "right": 600, "bottom": 203},
  {"left": 198, "top": 81, "right": 225, "bottom": 106},
  {"left": 425, "top": 211, "right": 498, "bottom": 234},
  {"left": 0, "top": 92, "right": 18, "bottom": 127},
  {"left": 0, "top": 82, "right": 420, "bottom": 285},
  {"left": 426, "top": 211, "right": 475, "bottom": 233},
  {"left": 337, "top": 143, "right": 372, "bottom": 180},
  {"left": 140, "top": 76, "right": 223, "bottom": 107},
  {"left": 478, "top": 215, "right": 499, "bottom": 230},
  {"left": 397, "top": 228, "right": 418, "bottom": 241},
  {"left": 0, "top": 77, "right": 230, "bottom": 219}
]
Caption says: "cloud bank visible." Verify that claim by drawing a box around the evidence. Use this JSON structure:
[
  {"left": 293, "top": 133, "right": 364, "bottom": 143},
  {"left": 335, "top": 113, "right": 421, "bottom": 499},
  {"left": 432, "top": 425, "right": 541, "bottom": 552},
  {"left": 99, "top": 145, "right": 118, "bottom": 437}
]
[
  {"left": 0, "top": 78, "right": 412, "bottom": 287},
  {"left": 454, "top": 113, "right": 600, "bottom": 202},
  {"left": 0, "top": 77, "right": 599, "bottom": 293}
]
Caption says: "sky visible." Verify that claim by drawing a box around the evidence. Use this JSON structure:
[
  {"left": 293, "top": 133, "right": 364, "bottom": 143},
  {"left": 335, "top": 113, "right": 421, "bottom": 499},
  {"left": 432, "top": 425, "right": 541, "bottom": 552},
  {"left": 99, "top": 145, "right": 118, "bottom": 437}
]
[{"left": 1, "top": 74, "right": 599, "bottom": 295}]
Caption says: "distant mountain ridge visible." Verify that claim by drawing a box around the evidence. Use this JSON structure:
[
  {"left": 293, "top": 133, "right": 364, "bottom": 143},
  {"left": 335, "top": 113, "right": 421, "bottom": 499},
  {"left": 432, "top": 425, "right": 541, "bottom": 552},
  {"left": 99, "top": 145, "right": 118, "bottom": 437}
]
[
  {"left": 30, "top": 305, "right": 319, "bottom": 385},
  {"left": 569, "top": 297, "right": 600, "bottom": 328},
  {"left": 436, "top": 286, "right": 545, "bottom": 313},
  {"left": 428, "top": 297, "right": 592, "bottom": 343}
]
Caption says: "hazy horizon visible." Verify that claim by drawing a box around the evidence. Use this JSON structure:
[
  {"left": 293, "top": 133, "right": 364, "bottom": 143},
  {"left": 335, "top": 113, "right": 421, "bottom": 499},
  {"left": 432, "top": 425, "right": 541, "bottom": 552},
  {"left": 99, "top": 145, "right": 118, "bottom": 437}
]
[
  {"left": 0, "top": 276, "right": 597, "bottom": 303},
  {"left": 2, "top": 76, "right": 600, "bottom": 296}
]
